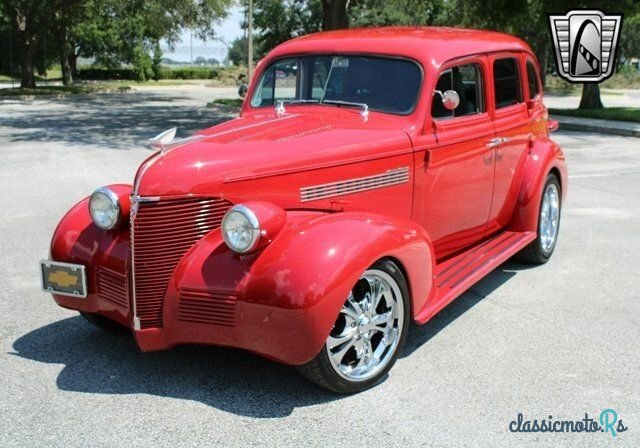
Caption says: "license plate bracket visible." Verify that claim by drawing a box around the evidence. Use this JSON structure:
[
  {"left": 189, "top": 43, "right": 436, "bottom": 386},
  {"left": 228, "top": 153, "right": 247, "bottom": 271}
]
[{"left": 40, "top": 260, "right": 87, "bottom": 298}]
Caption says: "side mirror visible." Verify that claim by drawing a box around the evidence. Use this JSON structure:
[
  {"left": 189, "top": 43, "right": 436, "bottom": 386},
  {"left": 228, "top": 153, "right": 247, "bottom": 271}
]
[
  {"left": 434, "top": 89, "right": 460, "bottom": 111},
  {"left": 238, "top": 82, "right": 248, "bottom": 98}
]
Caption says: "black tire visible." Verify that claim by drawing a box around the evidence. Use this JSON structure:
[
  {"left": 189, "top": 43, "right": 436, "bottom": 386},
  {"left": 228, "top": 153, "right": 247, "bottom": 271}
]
[
  {"left": 297, "top": 259, "right": 410, "bottom": 394},
  {"left": 80, "top": 312, "right": 129, "bottom": 333},
  {"left": 515, "top": 173, "right": 562, "bottom": 264}
]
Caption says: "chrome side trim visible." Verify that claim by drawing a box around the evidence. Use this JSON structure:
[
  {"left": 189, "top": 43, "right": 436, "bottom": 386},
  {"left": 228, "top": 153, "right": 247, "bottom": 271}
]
[
  {"left": 130, "top": 195, "right": 160, "bottom": 203},
  {"left": 300, "top": 167, "right": 409, "bottom": 202}
]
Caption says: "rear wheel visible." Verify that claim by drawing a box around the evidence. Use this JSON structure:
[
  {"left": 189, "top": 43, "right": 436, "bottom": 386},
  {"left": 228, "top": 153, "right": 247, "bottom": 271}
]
[
  {"left": 516, "top": 173, "right": 562, "bottom": 264},
  {"left": 298, "top": 259, "right": 410, "bottom": 394},
  {"left": 80, "top": 312, "right": 129, "bottom": 333}
]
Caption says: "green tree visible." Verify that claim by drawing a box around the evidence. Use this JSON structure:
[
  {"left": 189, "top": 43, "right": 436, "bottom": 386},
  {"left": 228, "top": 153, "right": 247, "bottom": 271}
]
[
  {"left": 228, "top": 36, "right": 248, "bottom": 66},
  {"left": 71, "top": 0, "right": 231, "bottom": 81},
  {"left": 253, "top": 0, "right": 322, "bottom": 54},
  {"left": 351, "top": 0, "right": 444, "bottom": 27},
  {"left": 444, "top": 0, "right": 638, "bottom": 109},
  {"left": 0, "top": 0, "right": 52, "bottom": 87},
  {"left": 619, "top": 12, "right": 640, "bottom": 66}
]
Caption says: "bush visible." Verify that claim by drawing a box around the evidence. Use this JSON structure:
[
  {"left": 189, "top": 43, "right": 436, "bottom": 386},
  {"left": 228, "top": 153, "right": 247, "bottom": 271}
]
[
  {"left": 156, "top": 67, "right": 221, "bottom": 80},
  {"left": 77, "top": 68, "right": 138, "bottom": 80},
  {"left": 77, "top": 66, "right": 221, "bottom": 81}
]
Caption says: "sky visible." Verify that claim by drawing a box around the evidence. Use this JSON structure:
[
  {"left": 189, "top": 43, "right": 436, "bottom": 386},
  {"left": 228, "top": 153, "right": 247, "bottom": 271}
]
[{"left": 161, "top": 4, "right": 244, "bottom": 63}]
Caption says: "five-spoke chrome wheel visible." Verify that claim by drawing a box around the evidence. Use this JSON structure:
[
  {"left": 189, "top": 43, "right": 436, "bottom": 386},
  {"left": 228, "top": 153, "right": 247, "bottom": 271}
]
[
  {"left": 539, "top": 182, "right": 560, "bottom": 254},
  {"left": 326, "top": 269, "right": 404, "bottom": 382}
]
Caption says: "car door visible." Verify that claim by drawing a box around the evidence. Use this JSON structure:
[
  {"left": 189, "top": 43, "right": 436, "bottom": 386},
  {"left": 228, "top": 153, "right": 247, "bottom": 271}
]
[
  {"left": 414, "top": 56, "right": 496, "bottom": 260},
  {"left": 484, "top": 53, "right": 531, "bottom": 235}
]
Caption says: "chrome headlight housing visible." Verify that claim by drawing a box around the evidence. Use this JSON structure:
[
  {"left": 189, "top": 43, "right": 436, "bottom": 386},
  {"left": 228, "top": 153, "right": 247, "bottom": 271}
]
[
  {"left": 89, "top": 187, "right": 121, "bottom": 230},
  {"left": 221, "top": 205, "right": 261, "bottom": 254}
]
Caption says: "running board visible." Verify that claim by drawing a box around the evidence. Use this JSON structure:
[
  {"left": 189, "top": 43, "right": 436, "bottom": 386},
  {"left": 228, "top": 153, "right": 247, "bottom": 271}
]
[{"left": 415, "top": 231, "right": 536, "bottom": 324}]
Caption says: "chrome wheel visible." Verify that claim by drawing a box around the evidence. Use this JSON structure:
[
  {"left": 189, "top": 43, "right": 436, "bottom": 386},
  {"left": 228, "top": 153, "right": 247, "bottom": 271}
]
[
  {"left": 326, "top": 269, "right": 405, "bottom": 382},
  {"left": 540, "top": 182, "right": 560, "bottom": 254}
]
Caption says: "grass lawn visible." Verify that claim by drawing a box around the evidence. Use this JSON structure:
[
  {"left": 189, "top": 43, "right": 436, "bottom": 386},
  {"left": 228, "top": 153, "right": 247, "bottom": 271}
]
[
  {"left": 0, "top": 84, "right": 131, "bottom": 97},
  {"left": 548, "top": 107, "right": 640, "bottom": 123}
]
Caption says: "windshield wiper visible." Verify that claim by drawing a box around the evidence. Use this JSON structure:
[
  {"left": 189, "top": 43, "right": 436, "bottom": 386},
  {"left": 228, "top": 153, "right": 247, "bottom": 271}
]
[
  {"left": 321, "top": 99, "right": 369, "bottom": 120},
  {"left": 281, "top": 99, "right": 320, "bottom": 105}
]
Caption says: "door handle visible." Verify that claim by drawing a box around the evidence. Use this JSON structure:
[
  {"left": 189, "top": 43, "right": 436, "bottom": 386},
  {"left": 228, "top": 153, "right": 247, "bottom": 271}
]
[
  {"left": 487, "top": 137, "right": 509, "bottom": 148},
  {"left": 487, "top": 138, "right": 501, "bottom": 148}
]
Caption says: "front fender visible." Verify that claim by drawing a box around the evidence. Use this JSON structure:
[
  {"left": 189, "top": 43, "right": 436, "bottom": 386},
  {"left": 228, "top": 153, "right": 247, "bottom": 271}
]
[
  {"left": 49, "top": 184, "right": 132, "bottom": 326},
  {"left": 159, "top": 210, "right": 434, "bottom": 365},
  {"left": 508, "top": 136, "right": 568, "bottom": 233}
]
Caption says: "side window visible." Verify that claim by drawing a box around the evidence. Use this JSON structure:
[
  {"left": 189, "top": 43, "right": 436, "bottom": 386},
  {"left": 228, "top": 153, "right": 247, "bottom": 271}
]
[
  {"left": 432, "top": 63, "right": 484, "bottom": 119},
  {"left": 526, "top": 60, "right": 541, "bottom": 99},
  {"left": 251, "top": 59, "right": 299, "bottom": 107},
  {"left": 493, "top": 58, "right": 522, "bottom": 109}
]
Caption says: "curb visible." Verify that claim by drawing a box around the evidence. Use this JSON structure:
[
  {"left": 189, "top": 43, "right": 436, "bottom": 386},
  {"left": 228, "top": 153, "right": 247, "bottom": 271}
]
[{"left": 552, "top": 116, "right": 640, "bottom": 138}]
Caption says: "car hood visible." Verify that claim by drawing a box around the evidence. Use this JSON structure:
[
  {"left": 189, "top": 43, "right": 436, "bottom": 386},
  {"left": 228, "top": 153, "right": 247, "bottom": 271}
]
[{"left": 134, "top": 108, "right": 413, "bottom": 197}]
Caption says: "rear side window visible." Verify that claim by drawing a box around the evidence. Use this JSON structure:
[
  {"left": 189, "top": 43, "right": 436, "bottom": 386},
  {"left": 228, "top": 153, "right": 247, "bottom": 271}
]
[
  {"left": 526, "top": 60, "right": 541, "bottom": 99},
  {"left": 432, "top": 63, "right": 484, "bottom": 119},
  {"left": 493, "top": 58, "right": 522, "bottom": 108}
]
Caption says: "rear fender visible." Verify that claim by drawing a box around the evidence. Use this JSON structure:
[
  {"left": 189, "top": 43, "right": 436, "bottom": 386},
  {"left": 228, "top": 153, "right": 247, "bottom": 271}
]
[{"left": 508, "top": 136, "right": 568, "bottom": 233}]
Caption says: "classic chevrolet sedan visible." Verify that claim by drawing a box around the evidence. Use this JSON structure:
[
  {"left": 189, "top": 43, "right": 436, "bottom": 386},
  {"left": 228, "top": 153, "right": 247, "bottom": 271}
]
[{"left": 41, "top": 27, "right": 567, "bottom": 393}]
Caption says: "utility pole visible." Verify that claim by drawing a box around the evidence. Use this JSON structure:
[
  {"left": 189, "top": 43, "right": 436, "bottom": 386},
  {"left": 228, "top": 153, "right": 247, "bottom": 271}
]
[{"left": 247, "top": 0, "right": 253, "bottom": 81}]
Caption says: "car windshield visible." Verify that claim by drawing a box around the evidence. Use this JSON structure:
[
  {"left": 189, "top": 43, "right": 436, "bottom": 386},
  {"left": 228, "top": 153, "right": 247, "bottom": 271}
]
[{"left": 250, "top": 55, "right": 422, "bottom": 115}]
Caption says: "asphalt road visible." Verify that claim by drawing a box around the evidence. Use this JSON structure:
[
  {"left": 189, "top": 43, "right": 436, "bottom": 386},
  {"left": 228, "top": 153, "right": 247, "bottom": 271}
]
[{"left": 1, "top": 90, "right": 639, "bottom": 447}]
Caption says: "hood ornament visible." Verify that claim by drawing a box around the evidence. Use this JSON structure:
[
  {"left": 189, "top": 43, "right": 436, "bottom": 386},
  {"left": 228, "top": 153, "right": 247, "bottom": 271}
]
[{"left": 148, "top": 127, "right": 205, "bottom": 152}]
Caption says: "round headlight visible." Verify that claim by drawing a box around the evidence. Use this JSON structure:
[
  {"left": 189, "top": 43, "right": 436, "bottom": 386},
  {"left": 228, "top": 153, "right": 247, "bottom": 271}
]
[
  {"left": 89, "top": 187, "right": 121, "bottom": 230},
  {"left": 221, "top": 205, "right": 260, "bottom": 253}
]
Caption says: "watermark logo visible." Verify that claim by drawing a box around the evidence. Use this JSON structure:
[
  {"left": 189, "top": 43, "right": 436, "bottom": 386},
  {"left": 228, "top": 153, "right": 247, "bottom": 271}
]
[
  {"left": 509, "top": 409, "right": 629, "bottom": 438},
  {"left": 548, "top": 9, "right": 622, "bottom": 83}
]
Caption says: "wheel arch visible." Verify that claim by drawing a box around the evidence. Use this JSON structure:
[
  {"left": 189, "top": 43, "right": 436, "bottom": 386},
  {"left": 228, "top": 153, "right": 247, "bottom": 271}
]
[
  {"left": 167, "top": 210, "right": 435, "bottom": 364},
  {"left": 508, "top": 136, "right": 568, "bottom": 233}
]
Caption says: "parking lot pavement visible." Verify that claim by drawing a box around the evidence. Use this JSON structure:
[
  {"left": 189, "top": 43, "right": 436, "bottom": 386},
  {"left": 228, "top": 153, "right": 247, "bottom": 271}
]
[{"left": 1, "top": 91, "right": 639, "bottom": 447}]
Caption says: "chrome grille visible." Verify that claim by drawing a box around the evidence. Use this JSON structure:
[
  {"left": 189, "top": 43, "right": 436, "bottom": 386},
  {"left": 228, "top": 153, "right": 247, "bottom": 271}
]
[{"left": 131, "top": 197, "right": 233, "bottom": 329}]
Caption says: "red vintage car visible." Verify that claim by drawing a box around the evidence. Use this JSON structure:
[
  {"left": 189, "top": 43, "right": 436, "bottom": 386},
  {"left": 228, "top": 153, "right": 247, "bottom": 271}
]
[{"left": 41, "top": 27, "right": 567, "bottom": 393}]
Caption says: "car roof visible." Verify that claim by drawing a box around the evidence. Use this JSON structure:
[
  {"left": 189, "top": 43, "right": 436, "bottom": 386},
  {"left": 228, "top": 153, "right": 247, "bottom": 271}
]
[{"left": 266, "top": 26, "right": 534, "bottom": 71}]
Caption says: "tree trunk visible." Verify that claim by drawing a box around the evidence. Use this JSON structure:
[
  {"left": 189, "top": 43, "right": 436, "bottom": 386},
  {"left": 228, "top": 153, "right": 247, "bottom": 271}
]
[
  {"left": 69, "top": 51, "right": 79, "bottom": 79},
  {"left": 539, "top": 41, "right": 549, "bottom": 88},
  {"left": 58, "top": 27, "right": 73, "bottom": 86},
  {"left": 579, "top": 83, "right": 603, "bottom": 109},
  {"left": 20, "top": 34, "right": 37, "bottom": 89},
  {"left": 321, "top": 0, "right": 349, "bottom": 30}
]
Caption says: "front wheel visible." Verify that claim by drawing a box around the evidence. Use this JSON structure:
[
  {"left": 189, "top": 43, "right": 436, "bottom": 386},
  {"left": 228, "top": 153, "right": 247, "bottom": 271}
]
[
  {"left": 298, "top": 259, "right": 410, "bottom": 394},
  {"left": 516, "top": 173, "right": 562, "bottom": 264}
]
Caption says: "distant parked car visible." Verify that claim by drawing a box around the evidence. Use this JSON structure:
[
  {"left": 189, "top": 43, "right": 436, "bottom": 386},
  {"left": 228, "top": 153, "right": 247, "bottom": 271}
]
[{"left": 41, "top": 27, "right": 567, "bottom": 393}]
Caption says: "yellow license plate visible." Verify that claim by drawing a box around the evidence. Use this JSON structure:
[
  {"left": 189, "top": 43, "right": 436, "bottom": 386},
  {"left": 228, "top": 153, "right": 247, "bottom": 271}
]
[{"left": 40, "top": 261, "right": 87, "bottom": 298}]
